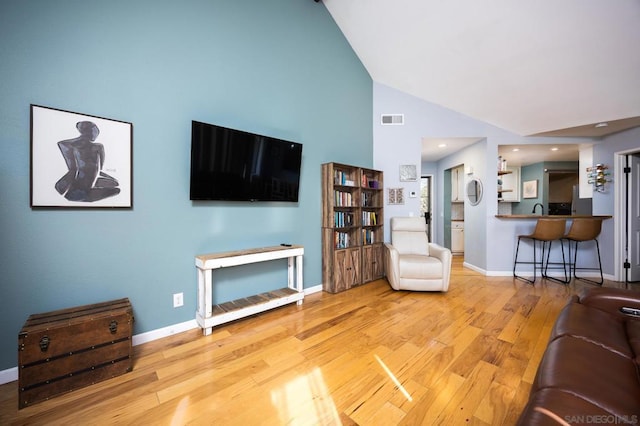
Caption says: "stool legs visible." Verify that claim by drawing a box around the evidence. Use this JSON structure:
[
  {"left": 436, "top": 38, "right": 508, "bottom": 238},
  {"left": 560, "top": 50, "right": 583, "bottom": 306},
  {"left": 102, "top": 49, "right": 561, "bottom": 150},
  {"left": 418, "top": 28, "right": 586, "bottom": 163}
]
[
  {"left": 566, "top": 239, "right": 604, "bottom": 285},
  {"left": 513, "top": 236, "right": 537, "bottom": 284},
  {"left": 513, "top": 238, "right": 568, "bottom": 284},
  {"left": 542, "top": 240, "right": 569, "bottom": 284},
  {"left": 513, "top": 218, "right": 569, "bottom": 285}
]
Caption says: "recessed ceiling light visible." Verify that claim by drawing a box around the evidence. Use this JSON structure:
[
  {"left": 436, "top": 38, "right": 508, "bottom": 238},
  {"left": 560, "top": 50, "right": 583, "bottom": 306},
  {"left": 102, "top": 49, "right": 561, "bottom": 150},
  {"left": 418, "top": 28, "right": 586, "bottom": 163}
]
[
  {"left": 438, "top": 144, "right": 447, "bottom": 148},
  {"left": 595, "top": 122, "right": 609, "bottom": 128},
  {"left": 512, "top": 148, "right": 520, "bottom": 152},
  {"left": 551, "top": 147, "right": 559, "bottom": 151}
]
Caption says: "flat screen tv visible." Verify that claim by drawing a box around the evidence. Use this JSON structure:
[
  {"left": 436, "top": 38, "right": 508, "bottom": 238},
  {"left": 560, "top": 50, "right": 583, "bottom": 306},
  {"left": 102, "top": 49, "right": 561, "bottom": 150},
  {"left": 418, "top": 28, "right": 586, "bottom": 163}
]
[{"left": 190, "top": 121, "right": 303, "bottom": 202}]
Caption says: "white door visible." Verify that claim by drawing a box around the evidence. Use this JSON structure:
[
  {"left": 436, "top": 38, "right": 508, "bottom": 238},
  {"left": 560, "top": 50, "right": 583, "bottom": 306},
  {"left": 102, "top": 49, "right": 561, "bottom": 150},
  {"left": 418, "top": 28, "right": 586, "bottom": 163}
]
[{"left": 629, "top": 154, "right": 640, "bottom": 282}]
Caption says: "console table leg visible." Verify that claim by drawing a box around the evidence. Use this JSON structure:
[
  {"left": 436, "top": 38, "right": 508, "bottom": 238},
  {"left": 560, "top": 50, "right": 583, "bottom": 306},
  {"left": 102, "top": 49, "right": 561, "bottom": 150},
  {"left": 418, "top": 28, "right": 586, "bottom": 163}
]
[
  {"left": 296, "top": 254, "right": 303, "bottom": 305},
  {"left": 197, "top": 267, "right": 214, "bottom": 336},
  {"left": 287, "top": 256, "right": 294, "bottom": 290}
]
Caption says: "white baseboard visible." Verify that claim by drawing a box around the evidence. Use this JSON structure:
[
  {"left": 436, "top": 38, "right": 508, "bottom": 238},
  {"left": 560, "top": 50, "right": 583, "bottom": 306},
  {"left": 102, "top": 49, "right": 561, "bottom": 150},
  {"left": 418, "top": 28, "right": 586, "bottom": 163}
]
[
  {"left": 304, "top": 284, "right": 323, "bottom": 295},
  {"left": 464, "top": 262, "right": 614, "bottom": 281},
  {"left": 463, "top": 262, "right": 488, "bottom": 275},
  {"left": 0, "top": 367, "right": 17, "bottom": 386},
  {"left": 0, "top": 284, "right": 324, "bottom": 386},
  {"left": 131, "top": 319, "right": 199, "bottom": 346},
  {"left": 485, "top": 270, "right": 514, "bottom": 277}
]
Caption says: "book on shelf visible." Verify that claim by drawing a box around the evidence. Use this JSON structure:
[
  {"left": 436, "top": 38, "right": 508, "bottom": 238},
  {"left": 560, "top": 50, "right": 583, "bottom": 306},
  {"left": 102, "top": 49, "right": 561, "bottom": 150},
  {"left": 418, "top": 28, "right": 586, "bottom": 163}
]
[
  {"left": 362, "top": 211, "right": 377, "bottom": 226},
  {"left": 334, "top": 170, "right": 355, "bottom": 186},
  {"left": 362, "top": 229, "right": 376, "bottom": 245},
  {"left": 334, "top": 231, "right": 350, "bottom": 249},
  {"left": 334, "top": 190, "right": 353, "bottom": 207},
  {"left": 362, "top": 192, "right": 378, "bottom": 207},
  {"left": 334, "top": 211, "right": 354, "bottom": 228},
  {"left": 361, "top": 174, "right": 380, "bottom": 189}
]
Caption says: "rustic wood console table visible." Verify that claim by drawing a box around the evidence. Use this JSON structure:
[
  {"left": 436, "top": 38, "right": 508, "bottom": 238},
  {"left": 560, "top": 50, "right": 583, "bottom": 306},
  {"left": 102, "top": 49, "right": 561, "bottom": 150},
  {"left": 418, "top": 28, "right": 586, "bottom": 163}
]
[{"left": 195, "top": 245, "right": 304, "bottom": 336}]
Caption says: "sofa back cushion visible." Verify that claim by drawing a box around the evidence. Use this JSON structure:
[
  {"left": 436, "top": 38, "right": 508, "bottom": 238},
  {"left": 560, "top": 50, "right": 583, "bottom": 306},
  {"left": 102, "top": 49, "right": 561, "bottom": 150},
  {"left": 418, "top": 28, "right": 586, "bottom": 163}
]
[{"left": 551, "top": 300, "right": 632, "bottom": 359}]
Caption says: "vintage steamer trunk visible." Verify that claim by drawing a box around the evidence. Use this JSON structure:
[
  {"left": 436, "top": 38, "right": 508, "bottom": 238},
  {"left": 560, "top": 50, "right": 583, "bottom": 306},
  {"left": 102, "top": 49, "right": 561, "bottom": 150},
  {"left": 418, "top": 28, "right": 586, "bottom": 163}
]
[{"left": 18, "top": 298, "right": 133, "bottom": 409}]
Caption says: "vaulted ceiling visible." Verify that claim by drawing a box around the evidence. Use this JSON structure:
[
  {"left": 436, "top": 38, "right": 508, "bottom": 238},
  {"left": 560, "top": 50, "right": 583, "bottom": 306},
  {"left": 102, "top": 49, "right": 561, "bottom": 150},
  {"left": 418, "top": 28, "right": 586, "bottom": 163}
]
[{"left": 322, "top": 0, "right": 640, "bottom": 138}]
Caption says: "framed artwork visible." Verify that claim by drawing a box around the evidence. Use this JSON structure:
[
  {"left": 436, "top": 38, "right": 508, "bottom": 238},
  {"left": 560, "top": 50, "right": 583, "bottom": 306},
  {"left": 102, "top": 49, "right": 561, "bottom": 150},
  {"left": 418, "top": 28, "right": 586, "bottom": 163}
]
[
  {"left": 30, "top": 105, "right": 133, "bottom": 208},
  {"left": 399, "top": 164, "right": 417, "bottom": 182},
  {"left": 522, "top": 180, "right": 538, "bottom": 199},
  {"left": 388, "top": 187, "right": 404, "bottom": 205}
]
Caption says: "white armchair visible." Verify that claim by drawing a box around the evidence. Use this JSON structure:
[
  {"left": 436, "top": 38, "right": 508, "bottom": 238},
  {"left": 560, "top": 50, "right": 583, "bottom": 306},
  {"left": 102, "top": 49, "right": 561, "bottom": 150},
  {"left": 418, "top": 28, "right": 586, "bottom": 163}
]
[{"left": 384, "top": 217, "right": 452, "bottom": 292}]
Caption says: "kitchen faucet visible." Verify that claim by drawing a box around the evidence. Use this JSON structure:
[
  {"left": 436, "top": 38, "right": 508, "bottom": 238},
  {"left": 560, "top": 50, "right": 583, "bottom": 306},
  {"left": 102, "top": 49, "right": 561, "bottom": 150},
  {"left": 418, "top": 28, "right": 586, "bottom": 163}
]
[{"left": 532, "top": 203, "right": 544, "bottom": 215}]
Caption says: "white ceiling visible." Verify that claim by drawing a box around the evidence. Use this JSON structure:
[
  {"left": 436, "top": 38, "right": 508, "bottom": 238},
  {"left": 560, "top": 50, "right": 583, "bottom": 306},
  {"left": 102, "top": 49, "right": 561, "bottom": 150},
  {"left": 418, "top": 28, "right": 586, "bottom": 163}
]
[
  {"left": 322, "top": 0, "right": 640, "bottom": 141},
  {"left": 422, "top": 137, "right": 484, "bottom": 163},
  {"left": 422, "top": 139, "right": 586, "bottom": 165},
  {"left": 498, "top": 143, "right": 582, "bottom": 167}
]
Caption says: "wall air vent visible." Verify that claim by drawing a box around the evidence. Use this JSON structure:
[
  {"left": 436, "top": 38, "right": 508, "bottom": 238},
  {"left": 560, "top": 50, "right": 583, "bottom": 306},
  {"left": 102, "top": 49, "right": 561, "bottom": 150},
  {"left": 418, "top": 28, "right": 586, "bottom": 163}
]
[{"left": 381, "top": 114, "right": 404, "bottom": 125}]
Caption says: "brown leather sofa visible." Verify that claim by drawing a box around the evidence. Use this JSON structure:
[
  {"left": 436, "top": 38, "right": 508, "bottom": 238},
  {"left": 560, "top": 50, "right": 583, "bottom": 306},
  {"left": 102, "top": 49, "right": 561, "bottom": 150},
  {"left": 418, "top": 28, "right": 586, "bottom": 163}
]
[{"left": 518, "top": 287, "right": 640, "bottom": 425}]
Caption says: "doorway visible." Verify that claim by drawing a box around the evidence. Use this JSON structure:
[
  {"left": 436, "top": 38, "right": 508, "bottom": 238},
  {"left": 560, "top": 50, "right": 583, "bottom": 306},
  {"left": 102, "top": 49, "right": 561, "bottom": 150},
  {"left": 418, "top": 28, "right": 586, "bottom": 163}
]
[
  {"left": 420, "top": 175, "right": 433, "bottom": 242},
  {"left": 625, "top": 154, "right": 640, "bottom": 282},
  {"left": 615, "top": 151, "right": 640, "bottom": 283}
]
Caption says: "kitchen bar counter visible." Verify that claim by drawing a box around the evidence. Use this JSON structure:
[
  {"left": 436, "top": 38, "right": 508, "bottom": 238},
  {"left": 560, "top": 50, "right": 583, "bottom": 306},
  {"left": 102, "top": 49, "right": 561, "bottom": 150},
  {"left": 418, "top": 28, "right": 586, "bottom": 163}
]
[{"left": 495, "top": 214, "right": 612, "bottom": 219}]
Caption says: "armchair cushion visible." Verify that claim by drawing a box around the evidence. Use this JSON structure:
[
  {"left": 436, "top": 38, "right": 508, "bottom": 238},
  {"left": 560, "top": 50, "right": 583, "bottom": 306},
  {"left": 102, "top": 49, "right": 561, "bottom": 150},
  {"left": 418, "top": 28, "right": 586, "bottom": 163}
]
[{"left": 399, "top": 255, "right": 442, "bottom": 279}]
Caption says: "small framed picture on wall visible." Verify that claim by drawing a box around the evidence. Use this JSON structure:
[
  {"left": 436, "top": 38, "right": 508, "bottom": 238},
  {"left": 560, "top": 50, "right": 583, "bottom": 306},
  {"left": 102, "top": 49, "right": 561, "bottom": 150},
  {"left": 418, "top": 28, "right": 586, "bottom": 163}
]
[
  {"left": 399, "top": 164, "right": 417, "bottom": 182},
  {"left": 388, "top": 188, "right": 405, "bottom": 205},
  {"left": 523, "top": 180, "right": 538, "bottom": 199}
]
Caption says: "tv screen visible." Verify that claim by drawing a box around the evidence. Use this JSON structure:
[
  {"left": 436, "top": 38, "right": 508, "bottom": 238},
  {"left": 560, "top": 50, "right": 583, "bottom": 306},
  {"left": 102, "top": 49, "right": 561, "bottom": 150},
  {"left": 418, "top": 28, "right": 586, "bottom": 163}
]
[{"left": 190, "top": 121, "right": 303, "bottom": 202}]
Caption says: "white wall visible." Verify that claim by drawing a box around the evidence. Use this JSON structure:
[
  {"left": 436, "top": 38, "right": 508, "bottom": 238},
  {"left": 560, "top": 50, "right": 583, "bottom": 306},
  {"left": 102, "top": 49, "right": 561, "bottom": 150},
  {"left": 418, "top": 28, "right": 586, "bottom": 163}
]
[
  {"left": 373, "top": 82, "right": 603, "bottom": 274},
  {"left": 593, "top": 126, "right": 640, "bottom": 278}
]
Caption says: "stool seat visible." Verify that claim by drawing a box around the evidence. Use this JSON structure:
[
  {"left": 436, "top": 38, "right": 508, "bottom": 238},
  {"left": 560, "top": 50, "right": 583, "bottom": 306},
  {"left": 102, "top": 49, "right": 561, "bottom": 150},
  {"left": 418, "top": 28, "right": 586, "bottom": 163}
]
[
  {"left": 514, "top": 218, "right": 568, "bottom": 284},
  {"left": 563, "top": 218, "right": 604, "bottom": 285},
  {"left": 521, "top": 218, "right": 567, "bottom": 241},
  {"left": 564, "top": 218, "right": 602, "bottom": 241}
]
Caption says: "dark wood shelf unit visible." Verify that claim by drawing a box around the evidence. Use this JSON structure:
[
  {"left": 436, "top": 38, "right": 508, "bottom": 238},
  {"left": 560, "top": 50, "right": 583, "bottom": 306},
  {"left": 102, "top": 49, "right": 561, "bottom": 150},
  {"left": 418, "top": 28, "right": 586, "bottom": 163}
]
[{"left": 321, "top": 162, "right": 384, "bottom": 293}]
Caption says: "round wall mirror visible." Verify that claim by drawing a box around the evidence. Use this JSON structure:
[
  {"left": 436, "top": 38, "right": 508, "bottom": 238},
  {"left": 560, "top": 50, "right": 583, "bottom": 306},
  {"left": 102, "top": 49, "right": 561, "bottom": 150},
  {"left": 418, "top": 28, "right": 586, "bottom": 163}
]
[{"left": 466, "top": 178, "right": 483, "bottom": 205}]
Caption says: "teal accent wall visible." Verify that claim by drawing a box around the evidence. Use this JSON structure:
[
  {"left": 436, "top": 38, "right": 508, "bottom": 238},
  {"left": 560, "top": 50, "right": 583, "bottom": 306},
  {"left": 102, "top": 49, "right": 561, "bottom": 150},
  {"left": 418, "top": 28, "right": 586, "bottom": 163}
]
[
  {"left": 513, "top": 161, "right": 578, "bottom": 214},
  {"left": 0, "top": 0, "right": 372, "bottom": 369},
  {"left": 513, "top": 162, "right": 546, "bottom": 214}
]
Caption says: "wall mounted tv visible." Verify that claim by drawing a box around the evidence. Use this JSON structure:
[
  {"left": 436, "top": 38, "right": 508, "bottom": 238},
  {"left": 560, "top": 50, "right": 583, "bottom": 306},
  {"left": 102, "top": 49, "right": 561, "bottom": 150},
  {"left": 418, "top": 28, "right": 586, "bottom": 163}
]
[{"left": 190, "top": 121, "right": 303, "bottom": 202}]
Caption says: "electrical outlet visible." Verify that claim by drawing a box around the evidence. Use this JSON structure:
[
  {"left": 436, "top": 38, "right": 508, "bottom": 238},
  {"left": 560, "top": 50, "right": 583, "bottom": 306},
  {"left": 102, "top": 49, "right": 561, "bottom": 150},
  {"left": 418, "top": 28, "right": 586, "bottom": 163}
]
[{"left": 173, "top": 292, "right": 184, "bottom": 308}]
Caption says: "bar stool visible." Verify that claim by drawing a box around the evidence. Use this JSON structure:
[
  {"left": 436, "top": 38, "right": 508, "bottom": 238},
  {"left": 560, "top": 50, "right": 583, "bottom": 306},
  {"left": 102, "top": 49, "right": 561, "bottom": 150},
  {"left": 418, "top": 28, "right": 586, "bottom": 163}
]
[
  {"left": 563, "top": 218, "right": 604, "bottom": 285},
  {"left": 513, "top": 218, "right": 568, "bottom": 284}
]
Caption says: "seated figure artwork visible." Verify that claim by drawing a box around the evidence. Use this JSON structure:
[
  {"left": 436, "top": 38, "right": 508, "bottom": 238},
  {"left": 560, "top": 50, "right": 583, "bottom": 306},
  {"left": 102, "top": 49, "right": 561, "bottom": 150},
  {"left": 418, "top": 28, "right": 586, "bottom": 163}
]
[{"left": 55, "top": 121, "right": 120, "bottom": 202}]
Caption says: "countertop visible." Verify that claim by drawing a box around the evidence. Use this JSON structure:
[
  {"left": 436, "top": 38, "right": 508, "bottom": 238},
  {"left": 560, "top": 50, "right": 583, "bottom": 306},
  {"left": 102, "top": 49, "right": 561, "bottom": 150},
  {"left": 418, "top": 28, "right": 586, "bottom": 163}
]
[{"left": 495, "top": 214, "right": 612, "bottom": 219}]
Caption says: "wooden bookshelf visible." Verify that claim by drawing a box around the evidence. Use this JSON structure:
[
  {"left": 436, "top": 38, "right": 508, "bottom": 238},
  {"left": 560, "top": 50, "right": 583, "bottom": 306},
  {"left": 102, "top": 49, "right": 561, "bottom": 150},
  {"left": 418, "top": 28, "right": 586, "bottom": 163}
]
[{"left": 321, "top": 162, "right": 384, "bottom": 293}]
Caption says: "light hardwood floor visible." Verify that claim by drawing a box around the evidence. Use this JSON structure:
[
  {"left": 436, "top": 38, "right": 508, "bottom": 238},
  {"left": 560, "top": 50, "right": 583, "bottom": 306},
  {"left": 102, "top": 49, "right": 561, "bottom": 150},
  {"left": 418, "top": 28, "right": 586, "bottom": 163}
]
[{"left": 0, "top": 257, "right": 629, "bottom": 425}]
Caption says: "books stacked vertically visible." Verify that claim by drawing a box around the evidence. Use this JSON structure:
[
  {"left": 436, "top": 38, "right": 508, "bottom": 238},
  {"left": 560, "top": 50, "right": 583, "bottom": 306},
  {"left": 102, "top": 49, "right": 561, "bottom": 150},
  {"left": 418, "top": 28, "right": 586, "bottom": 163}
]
[
  {"left": 362, "top": 211, "right": 377, "bottom": 226},
  {"left": 335, "top": 231, "right": 350, "bottom": 249},
  {"left": 362, "top": 173, "right": 380, "bottom": 189},
  {"left": 362, "top": 229, "right": 376, "bottom": 245},
  {"left": 334, "top": 190, "right": 353, "bottom": 206},
  {"left": 334, "top": 170, "right": 355, "bottom": 186},
  {"left": 335, "top": 212, "right": 355, "bottom": 228}
]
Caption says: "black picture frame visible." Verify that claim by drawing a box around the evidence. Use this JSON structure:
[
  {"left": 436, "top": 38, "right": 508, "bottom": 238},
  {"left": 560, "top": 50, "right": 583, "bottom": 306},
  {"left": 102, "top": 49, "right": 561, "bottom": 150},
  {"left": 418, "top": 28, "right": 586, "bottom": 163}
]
[{"left": 30, "top": 104, "right": 133, "bottom": 209}]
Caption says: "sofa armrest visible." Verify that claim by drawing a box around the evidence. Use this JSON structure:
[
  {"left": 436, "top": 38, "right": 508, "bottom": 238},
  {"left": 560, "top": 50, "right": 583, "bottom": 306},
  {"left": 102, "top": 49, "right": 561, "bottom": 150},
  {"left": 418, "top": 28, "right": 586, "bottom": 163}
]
[{"left": 579, "top": 287, "right": 640, "bottom": 319}]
